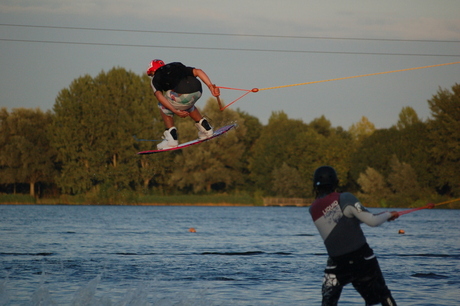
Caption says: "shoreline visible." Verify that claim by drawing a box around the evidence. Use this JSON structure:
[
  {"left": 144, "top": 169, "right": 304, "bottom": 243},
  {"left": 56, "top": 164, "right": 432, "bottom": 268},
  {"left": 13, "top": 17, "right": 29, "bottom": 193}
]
[
  {"left": 0, "top": 202, "right": 257, "bottom": 206},
  {"left": 1, "top": 202, "right": 459, "bottom": 209}
]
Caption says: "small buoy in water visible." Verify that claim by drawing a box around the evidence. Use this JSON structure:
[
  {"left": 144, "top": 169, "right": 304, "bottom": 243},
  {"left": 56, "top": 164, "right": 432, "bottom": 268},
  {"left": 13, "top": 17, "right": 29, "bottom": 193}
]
[
  {"left": 398, "top": 229, "right": 405, "bottom": 234},
  {"left": 189, "top": 228, "right": 196, "bottom": 233}
]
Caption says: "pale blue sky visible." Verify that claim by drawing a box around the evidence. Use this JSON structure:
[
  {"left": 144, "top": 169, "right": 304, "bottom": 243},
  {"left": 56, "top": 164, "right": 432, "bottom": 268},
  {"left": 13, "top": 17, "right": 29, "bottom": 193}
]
[{"left": 1, "top": 0, "right": 459, "bottom": 129}]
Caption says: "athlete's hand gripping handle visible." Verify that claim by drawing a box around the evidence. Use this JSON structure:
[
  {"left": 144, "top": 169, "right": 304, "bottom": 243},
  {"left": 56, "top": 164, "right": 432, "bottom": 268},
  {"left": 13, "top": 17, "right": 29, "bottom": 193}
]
[{"left": 388, "top": 211, "right": 399, "bottom": 221}]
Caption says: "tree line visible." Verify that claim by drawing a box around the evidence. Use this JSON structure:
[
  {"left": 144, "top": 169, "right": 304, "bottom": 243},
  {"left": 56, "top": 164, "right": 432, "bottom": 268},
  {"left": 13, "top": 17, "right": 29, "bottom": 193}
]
[{"left": 1, "top": 67, "right": 458, "bottom": 207}]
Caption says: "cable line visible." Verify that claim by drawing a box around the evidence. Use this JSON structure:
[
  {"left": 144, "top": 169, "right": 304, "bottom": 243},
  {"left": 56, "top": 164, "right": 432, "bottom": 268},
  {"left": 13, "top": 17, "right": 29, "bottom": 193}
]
[
  {"left": 1, "top": 23, "right": 459, "bottom": 43},
  {"left": 1, "top": 38, "right": 459, "bottom": 58}
]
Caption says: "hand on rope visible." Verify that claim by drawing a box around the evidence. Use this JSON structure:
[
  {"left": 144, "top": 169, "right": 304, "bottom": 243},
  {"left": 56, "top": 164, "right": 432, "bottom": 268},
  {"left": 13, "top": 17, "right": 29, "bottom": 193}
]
[{"left": 208, "top": 84, "right": 223, "bottom": 110}]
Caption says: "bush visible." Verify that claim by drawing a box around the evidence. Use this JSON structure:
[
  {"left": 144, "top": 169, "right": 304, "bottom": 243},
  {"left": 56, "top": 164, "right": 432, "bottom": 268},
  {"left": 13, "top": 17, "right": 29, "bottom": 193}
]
[
  {"left": 138, "top": 193, "right": 255, "bottom": 205},
  {"left": 0, "top": 194, "right": 36, "bottom": 204}
]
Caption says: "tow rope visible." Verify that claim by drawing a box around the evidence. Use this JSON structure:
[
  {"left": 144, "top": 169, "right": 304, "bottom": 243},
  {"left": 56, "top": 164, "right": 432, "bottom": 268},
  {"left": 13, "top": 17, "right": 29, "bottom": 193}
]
[{"left": 216, "top": 61, "right": 460, "bottom": 111}]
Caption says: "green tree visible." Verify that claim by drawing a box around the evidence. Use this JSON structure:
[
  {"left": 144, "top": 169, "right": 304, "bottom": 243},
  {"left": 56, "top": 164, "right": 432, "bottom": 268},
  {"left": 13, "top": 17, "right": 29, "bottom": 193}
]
[
  {"left": 250, "top": 113, "right": 353, "bottom": 197},
  {"left": 350, "top": 129, "right": 402, "bottom": 181},
  {"left": 249, "top": 111, "right": 309, "bottom": 195},
  {"left": 50, "top": 68, "right": 157, "bottom": 198},
  {"left": 297, "top": 117, "right": 354, "bottom": 191},
  {"left": 169, "top": 98, "right": 247, "bottom": 193},
  {"left": 427, "top": 83, "right": 460, "bottom": 196},
  {"left": 357, "top": 156, "right": 424, "bottom": 207},
  {"left": 395, "top": 122, "right": 433, "bottom": 190},
  {"left": 395, "top": 106, "right": 421, "bottom": 130},
  {"left": 272, "top": 162, "right": 308, "bottom": 197},
  {"left": 387, "top": 155, "right": 422, "bottom": 206},
  {"left": 351, "top": 113, "right": 433, "bottom": 194},
  {"left": 309, "top": 115, "right": 333, "bottom": 137},
  {"left": 235, "top": 109, "right": 263, "bottom": 192},
  {"left": 348, "top": 116, "right": 376, "bottom": 143},
  {"left": 135, "top": 74, "right": 177, "bottom": 194},
  {"left": 0, "top": 108, "right": 56, "bottom": 197},
  {"left": 357, "top": 167, "right": 391, "bottom": 206},
  {"left": 293, "top": 128, "right": 325, "bottom": 192}
]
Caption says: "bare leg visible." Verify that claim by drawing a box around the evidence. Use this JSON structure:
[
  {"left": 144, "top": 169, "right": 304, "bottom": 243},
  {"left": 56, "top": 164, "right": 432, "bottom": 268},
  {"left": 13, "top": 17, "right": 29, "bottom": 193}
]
[
  {"left": 188, "top": 107, "right": 203, "bottom": 122},
  {"left": 160, "top": 112, "right": 175, "bottom": 129}
]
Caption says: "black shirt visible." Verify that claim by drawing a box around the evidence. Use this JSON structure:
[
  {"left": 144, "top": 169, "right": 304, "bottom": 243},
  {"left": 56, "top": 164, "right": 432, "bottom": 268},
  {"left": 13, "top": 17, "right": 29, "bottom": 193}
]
[{"left": 151, "top": 62, "right": 202, "bottom": 94}]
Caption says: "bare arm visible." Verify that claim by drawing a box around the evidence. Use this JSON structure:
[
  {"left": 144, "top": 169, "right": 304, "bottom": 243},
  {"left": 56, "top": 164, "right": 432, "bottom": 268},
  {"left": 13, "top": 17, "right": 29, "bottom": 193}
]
[{"left": 154, "top": 91, "right": 189, "bottom": 118}]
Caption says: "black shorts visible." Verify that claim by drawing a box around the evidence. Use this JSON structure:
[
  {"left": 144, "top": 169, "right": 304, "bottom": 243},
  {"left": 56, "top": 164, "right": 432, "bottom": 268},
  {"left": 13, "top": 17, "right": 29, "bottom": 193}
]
[{"left": 323, "top": 244, "right": 394, "bottom": 305}]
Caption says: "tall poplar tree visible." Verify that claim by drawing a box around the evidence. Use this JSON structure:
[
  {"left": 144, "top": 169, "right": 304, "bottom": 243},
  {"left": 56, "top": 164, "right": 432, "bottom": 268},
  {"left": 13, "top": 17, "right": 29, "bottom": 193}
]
[
  {"left": 0, "top": 108, "right": 55, "bottom": 196},
  {"left": 427, "top": 83, "right": 460, "bottom": 196}
]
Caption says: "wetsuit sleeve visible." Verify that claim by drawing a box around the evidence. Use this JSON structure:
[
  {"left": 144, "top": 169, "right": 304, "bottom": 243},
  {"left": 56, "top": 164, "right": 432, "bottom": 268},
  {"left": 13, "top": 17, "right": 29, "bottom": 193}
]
[{"left": 343, "top": 205, "right": 392, "bottom": 227}]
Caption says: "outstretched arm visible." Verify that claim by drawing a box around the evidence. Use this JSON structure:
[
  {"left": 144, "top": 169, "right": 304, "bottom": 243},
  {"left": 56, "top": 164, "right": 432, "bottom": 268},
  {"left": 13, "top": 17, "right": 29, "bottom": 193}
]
[
  {"left": 343, "top": 205, "right": 397, "bottom": 227},
  {"left": 193, "top": 68, "right": 220, "bottom": 97}
]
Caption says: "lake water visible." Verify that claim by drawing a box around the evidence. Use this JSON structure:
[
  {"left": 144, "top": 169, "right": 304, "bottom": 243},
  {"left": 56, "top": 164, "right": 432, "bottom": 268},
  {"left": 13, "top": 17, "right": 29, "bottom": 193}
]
[{"left": 0, "top": 205, "right": 459, "bottom": 305}]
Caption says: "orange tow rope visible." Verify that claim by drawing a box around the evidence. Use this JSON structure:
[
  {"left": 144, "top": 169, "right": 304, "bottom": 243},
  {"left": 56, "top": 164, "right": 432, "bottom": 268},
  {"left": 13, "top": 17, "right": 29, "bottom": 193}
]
[
  {"left": 397, "top": 198, "right": 460, "bottom": 216},
  {"left": 216, "top": 87, "right": 259, "bottom": 111},
  {"left": 216, "top": 61, "right": 460, "bottom": 111}
]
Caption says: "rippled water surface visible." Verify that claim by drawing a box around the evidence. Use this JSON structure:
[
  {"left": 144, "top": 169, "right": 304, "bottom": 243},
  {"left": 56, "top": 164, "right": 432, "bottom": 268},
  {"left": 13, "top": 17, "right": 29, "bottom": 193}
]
[{"left": 0, "top": 205, "right": 459, "bottom": 305}]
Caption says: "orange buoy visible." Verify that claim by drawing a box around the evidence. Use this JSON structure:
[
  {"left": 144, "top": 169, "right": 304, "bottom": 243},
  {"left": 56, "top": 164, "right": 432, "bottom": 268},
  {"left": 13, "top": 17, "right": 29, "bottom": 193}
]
[
  {"left": 189, "top": 228, "right": 196, "bottom": 233},
  {"left": 398, "top": 229, "right": 405, "bottom": 234}
]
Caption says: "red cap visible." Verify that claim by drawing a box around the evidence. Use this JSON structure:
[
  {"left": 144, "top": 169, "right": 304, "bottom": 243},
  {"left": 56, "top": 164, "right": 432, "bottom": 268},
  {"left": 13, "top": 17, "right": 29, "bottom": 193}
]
[{"left": 146, "top": 59, "right": 165, "bottom": 76}]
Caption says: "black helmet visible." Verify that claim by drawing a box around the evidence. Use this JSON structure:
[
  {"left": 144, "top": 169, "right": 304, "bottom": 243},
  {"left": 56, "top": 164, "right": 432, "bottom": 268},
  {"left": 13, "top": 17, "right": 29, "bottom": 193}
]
[{"left": 313, "top": 166, "right": 339, "bottom": 188}]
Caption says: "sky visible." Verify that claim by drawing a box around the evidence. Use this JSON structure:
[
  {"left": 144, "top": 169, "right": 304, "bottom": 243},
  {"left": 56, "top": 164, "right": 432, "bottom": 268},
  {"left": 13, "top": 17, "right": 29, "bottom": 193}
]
[{"left": 1, "top": 0, "right": 459, "bottom": 129}]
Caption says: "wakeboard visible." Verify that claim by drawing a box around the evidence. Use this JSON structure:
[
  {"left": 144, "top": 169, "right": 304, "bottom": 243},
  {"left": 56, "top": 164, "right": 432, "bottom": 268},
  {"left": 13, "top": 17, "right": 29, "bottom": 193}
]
[{"left": 137, "top": 123, "right": 236, "bottom": 155}]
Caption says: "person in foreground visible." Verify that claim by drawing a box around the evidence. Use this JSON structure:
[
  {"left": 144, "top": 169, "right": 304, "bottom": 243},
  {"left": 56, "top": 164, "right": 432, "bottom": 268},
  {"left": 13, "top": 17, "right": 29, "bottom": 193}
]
[
  {"left": 146, "top": 59, "right": 221, "bottom": 150},
  {"left": 309, "top": 166, "right": 399, "bottom": 306}
]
